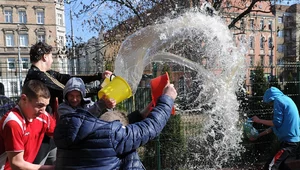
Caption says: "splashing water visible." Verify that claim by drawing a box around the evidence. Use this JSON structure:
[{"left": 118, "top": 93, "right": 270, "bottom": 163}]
[{"left": 114, "top": 11, "right": 247, "bottom": 169}]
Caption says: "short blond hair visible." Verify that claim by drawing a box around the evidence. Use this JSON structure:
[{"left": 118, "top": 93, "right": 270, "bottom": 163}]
[{"left": 100, "top": 110, "right": 129, "bottom": 126}]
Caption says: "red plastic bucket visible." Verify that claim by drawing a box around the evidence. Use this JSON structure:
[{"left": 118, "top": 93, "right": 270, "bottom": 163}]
[{"left": 150, "top": 72, "right": 175, "bottom": 115}]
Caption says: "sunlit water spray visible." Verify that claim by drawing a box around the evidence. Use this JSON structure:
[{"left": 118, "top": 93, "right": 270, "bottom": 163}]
[{"left": 114, "top": 10, "right": 247, "bottom": 169}]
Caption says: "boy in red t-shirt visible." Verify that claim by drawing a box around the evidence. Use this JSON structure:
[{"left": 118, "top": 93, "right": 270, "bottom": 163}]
[{"left": 0, "top": 80, "right": 55, "bottom": 170}]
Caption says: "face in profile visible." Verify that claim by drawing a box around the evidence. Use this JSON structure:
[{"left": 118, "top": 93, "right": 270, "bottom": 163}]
[
  {"left": 67, "top": 90, "right": 82, "bottom": 108},
  {"left": 44, "top": 53, "right": 53, "bottom": 71},
  {"left": 21, "top": 94, "right": 49, "bottom": 119}
]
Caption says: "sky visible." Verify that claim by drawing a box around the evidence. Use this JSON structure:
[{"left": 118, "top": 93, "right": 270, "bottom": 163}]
[{"left": 64, "top": 0, "right": 98, "bottom": 43}]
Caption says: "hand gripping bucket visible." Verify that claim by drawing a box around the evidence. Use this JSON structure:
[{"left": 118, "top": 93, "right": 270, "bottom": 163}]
[
  {"left": 98, "top": 76, "right": 132, "bottom": 104},
  {"left": 101, "top": 74, "right": 116, "bottom": 88},
  {"left": 150, "top": 72, "right": 175, "bottom": 115}
]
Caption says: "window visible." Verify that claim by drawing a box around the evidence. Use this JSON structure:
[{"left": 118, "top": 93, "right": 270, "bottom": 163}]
[
  {"left": 18, "top": 11, "right": 27, "bottom": 23},
  {"left": 268, "top": 21, "right": 272, "bottom": 30},
  {"left": 19, "top": 34, "right": 28, "bottom": 47},
  {"left": 249, "top": 36, "right": 255, "bottom": 49},
  {"left": 240, "top": 34, "right": 246, "bottom": 44},
  {"left": 38, "top": 34, "right": 45, "bottom": 43},
  {"left": 22, "top": 58, "right": 29, "bottom": 69},
  {"left": 240, "top": 19, "right": 245, "bottom": 30},
  {"left": 277, "top": 30, "right": 284, "bottom": 37},
  {"left": 249, "top": 19, "right": 254, "bottom": 30},
  {"left": 57, "top": 13, "right": 63, "bottom": 26},
  {"left": 10, "top": 82, "right": 18, "bottom": 95},
  {"left": 4, "top": 10, "right": 13, "bottom": 23},
  {"left": 278, "top": 16, "right": 283, "bottom": 23},
  {"left": 178, "top": 77, "right": 185, "bottom": 94},
  {"left": 278, "top": 44, "right": 285, "bottom": 53},
  {"left": 285, "top": 30, "right": 291, "bottom": 41},
  {"left": 260, "top": 19, "right": 264, "bottom": 30},
  {"left": 269, "top": 56, "right": 273, "bottom": 66},
  {"left": 37, "top": 11, "right": 44, "bottom": 24},
  {"left": 260, "top": 35, "right": 265, "bottom": 49},
  {"left": 5, "top": 34, "right": 14, "bottom": 47},
  {"left": 250, "top": 56, "right": 254, "bottom": 66},
  {"left": 7, "top": 58, "right": 15, "bottom": 70},
  {"left": 250, "top": 70, "right": 255, "bottom": 80},
  {"left": 58, "top": 36, "right": 64, "bottom": 46},
  {"left": 260, "top": 56, "right": 264, "bottom": 66},
  {"left": 268, "top": 37, "right": 273, "bottom": 49}
]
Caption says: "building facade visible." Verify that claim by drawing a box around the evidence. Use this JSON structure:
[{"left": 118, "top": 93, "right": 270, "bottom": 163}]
[
  {"left": 222, "top": 1, "right": 276, "bottom": 94},
  {"left": 275, "top": 4, "right": 300, "bottom": 92},
  {"left": 0, "top": 0, "right": 67, "bottom": 97}
]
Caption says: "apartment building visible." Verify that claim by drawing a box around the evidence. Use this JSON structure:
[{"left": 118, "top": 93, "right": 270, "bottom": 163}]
[
  {"left": 0, "top": 0, "right": 67, "bottom": 97},
  {"left": 275, "top": 4, "right": 300, "bottom": 87},
  {"left": 222, "top": 1, "right": 300, "bottom": 94},
  {"left": 222, "top": 1, "right": 276, "bottom": 94}
]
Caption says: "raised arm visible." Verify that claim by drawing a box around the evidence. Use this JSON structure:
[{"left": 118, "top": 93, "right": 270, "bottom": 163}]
[{"left": 113, "top": 83, "right": 177, "bottom": 155}]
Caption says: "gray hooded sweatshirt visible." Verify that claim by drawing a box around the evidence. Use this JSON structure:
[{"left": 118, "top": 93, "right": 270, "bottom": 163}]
[{"left": 58, "top": 77, "right": 107, "bottom": 118}]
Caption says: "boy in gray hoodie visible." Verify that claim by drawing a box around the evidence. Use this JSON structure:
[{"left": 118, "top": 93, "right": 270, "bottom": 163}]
[{"left": 58, "top": 77, "right": 116, "bottom": 118}]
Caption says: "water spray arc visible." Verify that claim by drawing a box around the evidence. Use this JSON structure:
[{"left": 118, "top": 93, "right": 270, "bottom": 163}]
[{"left": 114, "top": 11, "right": 247, "bottom": 169}]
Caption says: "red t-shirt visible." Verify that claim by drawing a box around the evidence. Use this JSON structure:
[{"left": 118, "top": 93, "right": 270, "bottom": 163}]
[{"left": 0, "top": 106, "right": 55, "bottom": 170}]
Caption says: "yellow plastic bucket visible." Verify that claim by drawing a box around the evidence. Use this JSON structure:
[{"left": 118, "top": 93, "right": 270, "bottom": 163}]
[{"left": 98, "top": 76, "right": 132, "bottom": 104}]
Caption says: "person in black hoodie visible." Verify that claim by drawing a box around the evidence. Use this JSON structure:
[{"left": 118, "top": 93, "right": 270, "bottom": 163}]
[{"left": 24, "top": 42, "right": 112, "bottom": 165}]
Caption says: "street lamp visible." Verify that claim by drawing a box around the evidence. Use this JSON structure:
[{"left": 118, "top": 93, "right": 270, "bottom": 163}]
[
  {"left": 269, "top": 22, "right": 274, "bottom": 82},
  {"left": 17, "top": 24, "right": 22, "bottom": 93},
  {"left": 67, "top": 0, "right": 76, "bottom": 75}
]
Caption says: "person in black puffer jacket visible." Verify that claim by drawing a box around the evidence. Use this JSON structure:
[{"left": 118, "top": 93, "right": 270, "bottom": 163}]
[{"left": 54, "top": 83, "right": 177, "bottom": 170}]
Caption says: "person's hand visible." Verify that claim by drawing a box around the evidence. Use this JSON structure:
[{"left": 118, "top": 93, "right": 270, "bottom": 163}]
[
  {"left": 163, "top": 83, "right": 177, "bottom": 100},
  {"left": 52, "top": 97, "right": 59, "bottom": 120},
  {"left": 102, "top": 70, "right": 113, "bottom": 79},
  {"left": 251, "top": 116, "right": 261, "bottom": 124},
  {"left": 102, "top": 96, "right": 116, "bottom": 109}
]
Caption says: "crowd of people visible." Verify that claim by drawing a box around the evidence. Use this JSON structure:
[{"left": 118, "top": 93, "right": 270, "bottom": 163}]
[
  {"left": 0, "top": 42, "right": 177, "bottom": 170},
  {"left": 0, "top": 42, "right": 299, "bottom": 170}
]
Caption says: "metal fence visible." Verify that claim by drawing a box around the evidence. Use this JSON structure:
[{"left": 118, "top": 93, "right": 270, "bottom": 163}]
[{"left": 1, "top": 61, "right": 300, "bottom": 169}]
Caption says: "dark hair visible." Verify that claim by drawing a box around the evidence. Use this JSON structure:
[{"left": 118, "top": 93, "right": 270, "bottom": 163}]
[
  {"left": 22, "top": 80, "right": 51, "bottom": 100},
  {"left": 100, "top": 110, "right": 129, "bottom": 126},
  {"left": 29, "top": 42, "right": 53, "bottom": 63}
]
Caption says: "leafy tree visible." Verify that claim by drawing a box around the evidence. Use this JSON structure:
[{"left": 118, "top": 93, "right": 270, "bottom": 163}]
[
  {"left": 268, "top": 76, "right": 281, "bottom": 89},
  {"left": 161, "top": 63, "right": 172, "bottom": 82},
  {"left": 142, "top": 114, "right": 187, "bottom": 169},
  {"left": 249, "top": 65, "right": 268, "bottom": 110}
]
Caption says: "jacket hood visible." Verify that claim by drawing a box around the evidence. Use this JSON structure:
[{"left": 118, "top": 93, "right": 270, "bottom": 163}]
[
  {"left": 263, "top": 87, "right": 284, "bottom": 103},
  {"left": 63, "top": 77, "right": 86, "bottom": 99}
]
